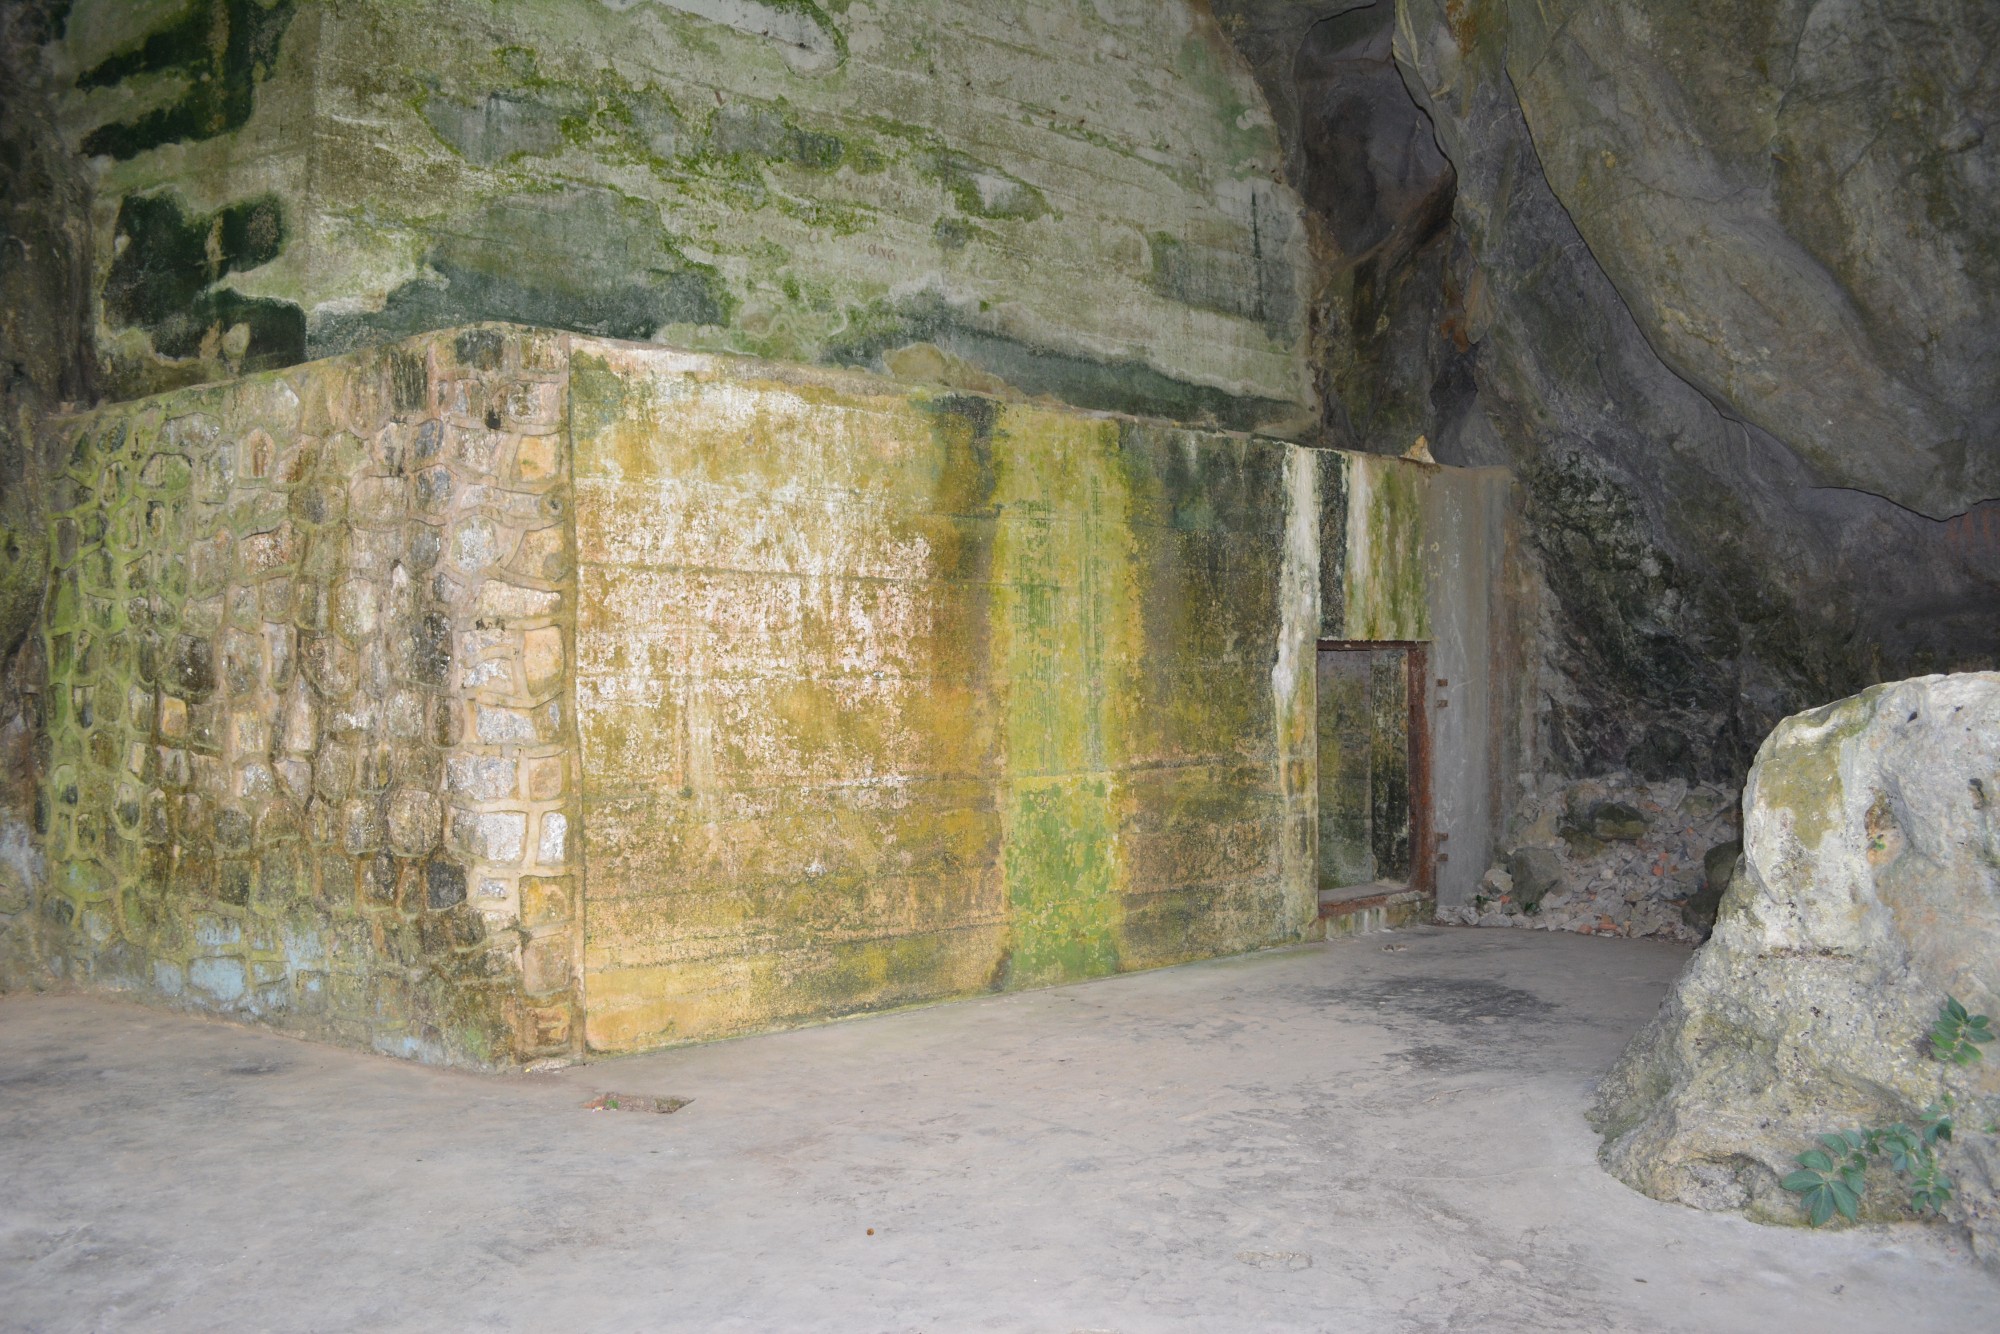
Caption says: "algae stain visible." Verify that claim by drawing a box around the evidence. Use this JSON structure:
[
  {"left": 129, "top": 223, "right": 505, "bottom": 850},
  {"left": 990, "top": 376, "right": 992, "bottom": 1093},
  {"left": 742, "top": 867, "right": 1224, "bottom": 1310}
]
[
  {"left": 1341, "top": 456, "right": 1428, "bottom": 641},
  {"left": 1750, "top": 692, "right": 1871, "bottom": 851},
  {"left": 990, "top": 409, "right": 1133, "bottom": 988},
  {"left": 1003, "top": 778, "right": 1118, "bottom": 986}
]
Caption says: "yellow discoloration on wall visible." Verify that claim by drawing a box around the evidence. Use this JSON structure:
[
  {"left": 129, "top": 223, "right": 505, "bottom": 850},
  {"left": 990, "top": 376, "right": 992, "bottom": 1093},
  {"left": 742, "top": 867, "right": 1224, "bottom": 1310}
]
[
  {"left": 985, "top": 408, "right": 1136, "bottom": 988},
  {"left": 17, "top": 322, "right": 1498, "bottom": 1062},
  {"left": 1746, "top": 691, "right": 1872, "bottom": 853},
  {"left": 569, "top": 342, "right": 1327, "bottom": 1050}
]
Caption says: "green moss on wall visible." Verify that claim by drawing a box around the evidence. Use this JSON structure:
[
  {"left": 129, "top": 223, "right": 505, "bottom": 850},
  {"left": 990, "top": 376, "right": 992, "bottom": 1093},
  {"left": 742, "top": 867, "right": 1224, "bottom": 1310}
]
[
  {"left": 570, "top": 345, "right": 1317, "bottom": 1049},
  {"left": 55, "top": 0, "right": 1314, "bottom": 431},
  {"left": 826, "top": 294, "right": 1293, "bottom": 432},
  {"left": 76, "top": 0, "right": 298, "bottom": 160},
  {"left": 1340, "top": 455, "right": 1428, "bottom": 640}
]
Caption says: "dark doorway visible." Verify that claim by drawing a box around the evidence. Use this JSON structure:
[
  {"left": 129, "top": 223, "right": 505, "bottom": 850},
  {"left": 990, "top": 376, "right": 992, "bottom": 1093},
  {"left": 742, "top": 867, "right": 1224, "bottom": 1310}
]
[{"left": 1316, "top": 641, "right": 1432, "bottom": 924}]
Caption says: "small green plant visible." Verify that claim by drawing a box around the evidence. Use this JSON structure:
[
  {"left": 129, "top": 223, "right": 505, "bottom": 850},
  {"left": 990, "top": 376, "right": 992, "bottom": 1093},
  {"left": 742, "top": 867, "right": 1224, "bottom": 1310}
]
[
  {"left": 1780, "top": 1135, "right": 1867, "bottom": 1226},
  {"left": 1930, "top": 995, "right": 1994, "bottom": 1065},
  {"left": 1781, "top": 997, "right": 1993, "bottom": 1227},
  {"left": 1781, "top": 1102, "right": 1958, "bottom": 1224}
]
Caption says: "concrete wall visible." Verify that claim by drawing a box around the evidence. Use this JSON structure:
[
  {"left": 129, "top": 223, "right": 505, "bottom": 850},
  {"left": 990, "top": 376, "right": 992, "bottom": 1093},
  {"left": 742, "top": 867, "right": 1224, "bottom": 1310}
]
[
  {"left": 1318, "top": 452, "right": 1534, "bottom": 910},
  {"left": 8, "top": 323, "right": 1530, "bottom": 1063},
  {"left": 568, "top": 341, "right": 1319, "bottom": 1050},
  {"left": 45, "top": 0, "right": 1314, "bottom": 433}
]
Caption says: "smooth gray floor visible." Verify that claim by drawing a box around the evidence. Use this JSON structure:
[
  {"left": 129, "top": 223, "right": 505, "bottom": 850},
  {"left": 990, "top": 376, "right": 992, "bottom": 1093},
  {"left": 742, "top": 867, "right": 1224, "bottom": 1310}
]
[{"left": 2, "top": 928, "right": 1994, "bottom": 1332}]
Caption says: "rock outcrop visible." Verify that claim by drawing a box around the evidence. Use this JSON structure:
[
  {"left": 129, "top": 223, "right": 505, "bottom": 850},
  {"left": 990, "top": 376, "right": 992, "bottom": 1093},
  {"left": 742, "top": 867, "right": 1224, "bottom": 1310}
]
[
  {"left": 1216, "top": 0, "right": 2000, "bottom": 815},
  {"left": 1593, "top": 674, "right": 2000, "bottom": 1262}
]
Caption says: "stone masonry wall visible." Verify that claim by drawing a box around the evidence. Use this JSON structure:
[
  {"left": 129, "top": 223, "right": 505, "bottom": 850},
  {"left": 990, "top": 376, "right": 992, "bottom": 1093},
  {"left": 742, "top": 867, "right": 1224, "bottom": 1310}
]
[{"left": 24, "top": 326, "right": 580, "bottom": 1064}]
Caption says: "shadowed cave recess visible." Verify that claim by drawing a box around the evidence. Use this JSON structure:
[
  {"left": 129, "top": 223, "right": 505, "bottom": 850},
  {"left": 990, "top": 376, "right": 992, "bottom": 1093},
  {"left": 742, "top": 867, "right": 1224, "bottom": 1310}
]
[{"left": 0, "top": 0, "right": 1994, "bottom": 1062}]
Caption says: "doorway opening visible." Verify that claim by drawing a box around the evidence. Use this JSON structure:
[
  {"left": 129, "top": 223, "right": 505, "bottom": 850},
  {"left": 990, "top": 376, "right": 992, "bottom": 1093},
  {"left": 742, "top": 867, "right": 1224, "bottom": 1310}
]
[{"left": 1315, "top": 640, "right": 1433, "bottom": 933}]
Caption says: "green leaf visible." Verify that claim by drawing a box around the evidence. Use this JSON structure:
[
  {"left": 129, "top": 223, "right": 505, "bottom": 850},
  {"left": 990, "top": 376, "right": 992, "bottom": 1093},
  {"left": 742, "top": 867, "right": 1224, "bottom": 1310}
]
[
  {"left": 1829, "top": 1180, "right": 1861, "bottom": 1222},
  {"left": 1782, "top": 1170, "right": 1826, "bottom": 1193},
  {"left": 1798, "top": 1149, "right": 1834, "bottom": 1172},
  {"left": 1946, "top": 996, "right": 1969, "bottom": 1023},
  {"left": 1819, "top": 1133, "right": 1854, "bottom": 1155},
  {"left": 1807, "top": 1188, "right": 1835, "bottom": 1227}
]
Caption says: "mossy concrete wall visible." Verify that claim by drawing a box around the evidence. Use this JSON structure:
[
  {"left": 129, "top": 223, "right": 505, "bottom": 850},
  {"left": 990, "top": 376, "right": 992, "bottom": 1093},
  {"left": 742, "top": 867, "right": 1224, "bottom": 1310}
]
[
  {"left": 1315, "top": 450, "right": 1530, "bottom": 909},
  {"left": 43, "top": 0, "right": 1313, "bottom": 434},
  {"left": 5, "top": 322, "right": 1528, "bottom": 1062},
  {"left": 568, "top": 341, "right": 1323, "bottom": 1050}
]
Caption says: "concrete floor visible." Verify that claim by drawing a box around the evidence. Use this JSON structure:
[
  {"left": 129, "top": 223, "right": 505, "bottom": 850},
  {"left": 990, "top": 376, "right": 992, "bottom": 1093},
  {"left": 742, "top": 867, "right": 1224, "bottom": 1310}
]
[{"left": 2, "top": 929, "right": 1994, "bottom": 1332}]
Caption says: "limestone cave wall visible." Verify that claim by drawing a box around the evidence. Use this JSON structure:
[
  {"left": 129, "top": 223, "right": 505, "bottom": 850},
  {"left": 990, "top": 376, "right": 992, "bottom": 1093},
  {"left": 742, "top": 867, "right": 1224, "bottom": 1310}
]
[{"left": 1213, "top": 0, "right": 2000, "bottom": 900}]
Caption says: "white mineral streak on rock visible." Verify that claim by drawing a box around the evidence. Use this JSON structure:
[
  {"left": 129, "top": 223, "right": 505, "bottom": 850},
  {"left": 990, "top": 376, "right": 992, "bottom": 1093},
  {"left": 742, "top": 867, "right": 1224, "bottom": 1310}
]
[
  {"left": 601, "top": 0, "right": 843, "bottom": 73},
  {"left": 1273, "top": 446, "right": 1320, "bottom": 914},
  {"left": 1271, "top": 446, "right": 1319, "bottom": 718}
]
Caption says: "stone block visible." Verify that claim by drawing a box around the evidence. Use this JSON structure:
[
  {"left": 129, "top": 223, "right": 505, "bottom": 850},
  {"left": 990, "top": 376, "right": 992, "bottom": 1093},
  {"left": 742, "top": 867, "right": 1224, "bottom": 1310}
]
[
  {"left": 425, "top": 858, "right": 468, "bottom": 910},
  {"left": 507, "top": 525, "right": 568, "bottom": 581},
  {"left": 188, "top": 956, "right": 247, "bottom": 1002},
  {"left": 525, "top": 756, "right": 565, "bottom": 802},
  {"left": 513, "top": 433, "right": 561, "bottom": 485},
  {"left": 519, "top": 875, "right": 572, "bottom": 927},
  {"left": 332, "top": 578, "right": 379, "bottom": 640},
  {"left": 1590, "top": 801, "right": 1650, "bottom": 842},
  {"left": 387, "top": 789, "right": 443, "bottom": 857},
  {"left": 348, "top": 476, "right": 409, "bottom": 526},
  {"left": 275, "top": 759, "right": 312, "bottom": 801},
  {"left": 524, "top": 1001, "right": 572, "bottom": 1049},
  {"left": 504, "top": 382, "right": 562, "bottom": 433},
  {"left": 536, "top": 811, "right": 568, "bottom": 866},
  {"left": 475, "top": 581, "right": 561, "bottom": 622},
  {"left": 415, "top": 468, "right": 453, "bottom": 514},
  {"left": 522, "top": 626, "right": 563, "bottom": 692},
  {"left": 451, "top": 516, "right": 504, "bottom": 574},
  {"left": 521, "top": 932, "right": 573, "bottom": 995},
  {"left": 383, "top": 690, "right": 426, "bottom": 741},
  {"left": 341, "top": 798, "right": 383, "bottom": 856},
  {"left": 447, "top": 755, "right": 517, "bottom": 802},
  {"left": 453, "top": 810, "right": 525, "bottom": 864},
  {"left": 449, "top": 425, "right": 505, "bottom": 476},
  {"left": 474, "top": 705, "right": 538, "bottom": 745},
  {"left": 1507, "top": 846, "right": 1565, "bottom": 911}
]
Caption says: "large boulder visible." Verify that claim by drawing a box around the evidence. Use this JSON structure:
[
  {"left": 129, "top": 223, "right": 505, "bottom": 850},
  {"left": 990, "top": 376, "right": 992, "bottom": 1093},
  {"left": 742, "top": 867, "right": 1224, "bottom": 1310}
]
[{"left": 1593, "top": 674, "right": 2000, "bottom": 1262}]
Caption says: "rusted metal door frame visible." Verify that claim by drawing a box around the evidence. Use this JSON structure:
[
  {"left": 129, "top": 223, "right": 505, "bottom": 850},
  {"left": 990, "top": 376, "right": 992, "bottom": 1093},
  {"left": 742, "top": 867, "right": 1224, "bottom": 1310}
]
[{"left": 1314, "top": 639, "right": 1434, "bottom": 900}]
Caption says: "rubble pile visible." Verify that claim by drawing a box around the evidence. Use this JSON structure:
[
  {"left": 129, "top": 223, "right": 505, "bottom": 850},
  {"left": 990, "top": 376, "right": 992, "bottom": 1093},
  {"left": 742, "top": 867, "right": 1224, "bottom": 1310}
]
[{"left": 1445, "top": 775, "right": 1740, "bottom": 942}]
